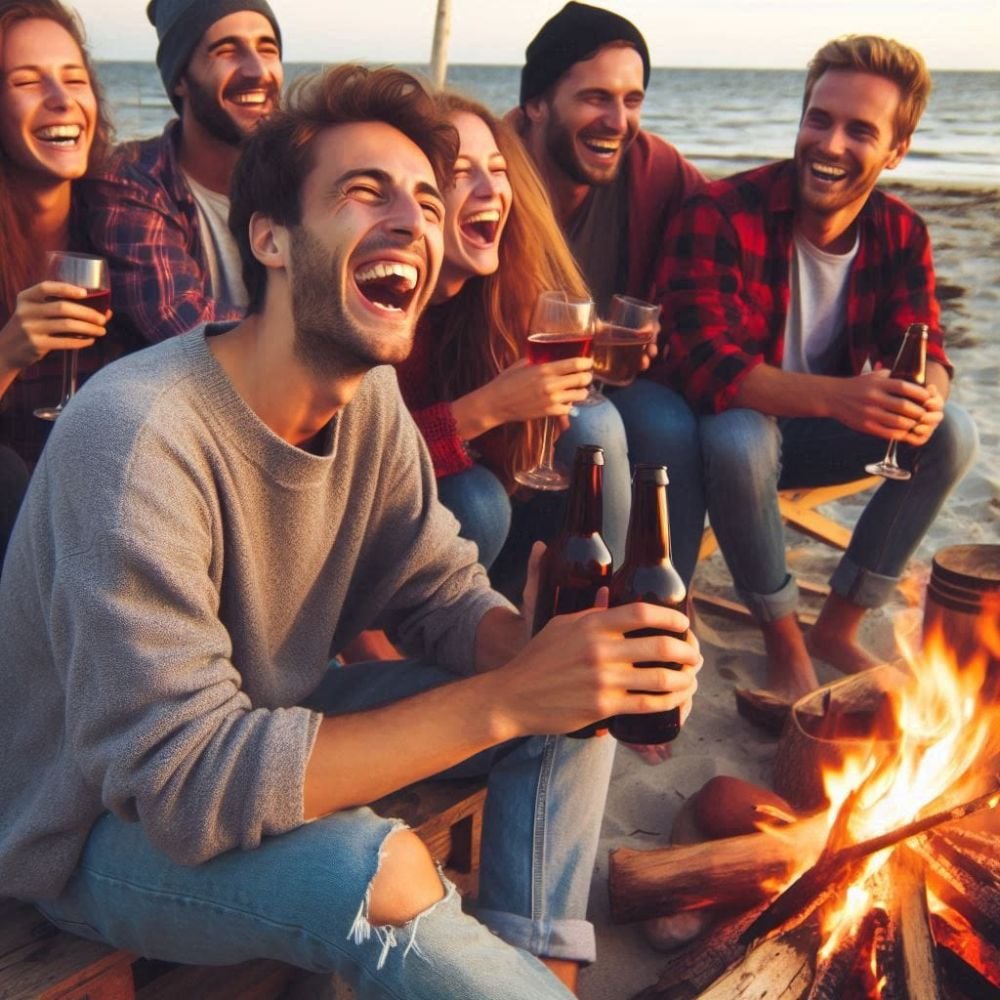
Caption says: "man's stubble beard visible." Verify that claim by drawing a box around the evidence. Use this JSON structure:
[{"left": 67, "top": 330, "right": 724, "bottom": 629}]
[
  {"left": 182, "top": 74, "right": 279, "bottom": 147},
  {"left": 543, "top": 104, "right": 623, "bottom": 188},
  {"left": 288, "top": 225, "right": 413, "bottom": 380}
]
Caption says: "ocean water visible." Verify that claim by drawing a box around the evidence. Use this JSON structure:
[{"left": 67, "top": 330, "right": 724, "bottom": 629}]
[{"left": 97, "top": 62, "right": 1000, "bottom": 187}]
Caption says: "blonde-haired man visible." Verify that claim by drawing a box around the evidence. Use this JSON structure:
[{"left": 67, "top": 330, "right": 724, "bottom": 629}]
[{"left": 655, "top": 35, "right": 977, "bottom": 703}]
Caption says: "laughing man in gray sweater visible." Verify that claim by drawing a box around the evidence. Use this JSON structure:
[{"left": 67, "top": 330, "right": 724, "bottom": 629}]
[{"left": 0, "top": 65, "right": 700, "bottom": 999}]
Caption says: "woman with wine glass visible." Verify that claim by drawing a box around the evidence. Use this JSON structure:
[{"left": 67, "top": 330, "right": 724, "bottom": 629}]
[
  {"left": 0, "top": 1, "right": 113, "bottom": 473},
  {"left": 395, "top": 92, "right": 632, "bottom": 578}
]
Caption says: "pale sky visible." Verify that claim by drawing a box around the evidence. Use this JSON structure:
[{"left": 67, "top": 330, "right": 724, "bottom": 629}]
[{"left": 69, "top": 0, "right": 1000, "bottom": 71}]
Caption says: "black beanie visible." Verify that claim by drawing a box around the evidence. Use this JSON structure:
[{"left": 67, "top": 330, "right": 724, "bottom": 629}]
[
  {"left": 146, "top": 0, "right": 283, "bottom": 112},
  {"left": 519, "top": 2, "right": 650, "bottom": 106}
]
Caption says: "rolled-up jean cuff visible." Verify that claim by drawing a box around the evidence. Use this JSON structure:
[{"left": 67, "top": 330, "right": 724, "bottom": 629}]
[
  {"left": 737, "top": 574, "right": 799, "bottom": 623},
  {"left": 475, "top": 909, "right": 596, "bottom": 964},
  {"left": 830, "top": 556, "right": 899, "bottom": 609}
]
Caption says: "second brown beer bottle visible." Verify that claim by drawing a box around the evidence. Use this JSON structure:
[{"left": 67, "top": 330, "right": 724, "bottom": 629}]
[
  {"left": 532, "top": 444, "right": 614, "bottom": 738},
  {"left": 607, "top": 464, "right": 688, "bottom": 745}
]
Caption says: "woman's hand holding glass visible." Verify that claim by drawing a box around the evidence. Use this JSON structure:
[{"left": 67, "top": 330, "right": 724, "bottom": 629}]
[
  {"left": 514, "top": 291, "right": 595, "bottom": 491},
  {"left": 30, "top": 252, "right": 110, "bottom": 421},
  {"left": 0, "top": 279, "right": 108, "bottom": 381}
]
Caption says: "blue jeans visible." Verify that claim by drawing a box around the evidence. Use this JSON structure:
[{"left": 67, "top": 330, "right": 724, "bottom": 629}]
[
  {"left": 437, "top": 464, "right": 511, "bottom": 570},
  {"left": 37, "top": 659, "right": 616, "bottom": 999},
  {"left": 609, "top": 380, "right": 706, "bottom": 586},
  {"left": 698, "top": 404, "right": 978, "bottom": 622},
  {"left": 490, "top": 399, "right": 632, "bottom": 600}
]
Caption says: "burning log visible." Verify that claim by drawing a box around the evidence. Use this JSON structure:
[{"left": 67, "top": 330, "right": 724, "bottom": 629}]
[
  {"left": 608, "top": 813, "right": 829, "bottom": 924},
  {"left": 928, "top": 829, "right": 1000, "bottom": 890},
  {"left": 884, "top": 846, "right": 943, "bottom": 1000},
  {"left": 804, "top": 907, "right": 881, "bottom": 1000},
  {"left": 739, "top": 786, "right": 1000, "bottom": 947},
  {"left": 631, "top": 904, "right": 772, "bottom": 1000},
  {"left": 914, "top": 837, "right": 1000, "bottom": 942},
  {"left": 930, "top": 911, "right": 1000, "bottom": 996},
  {"left": 690, "top": 920, "right": 818, "bottom": 1000}
]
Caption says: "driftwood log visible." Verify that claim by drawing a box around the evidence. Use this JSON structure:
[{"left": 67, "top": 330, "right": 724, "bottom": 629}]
[{"left": 608, "top": 813, "right": 829, "bottom": 924}]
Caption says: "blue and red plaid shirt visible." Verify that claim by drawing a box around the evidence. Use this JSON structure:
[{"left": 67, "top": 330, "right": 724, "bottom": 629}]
[
  {"left": 81, "top": 120, "right": 242, "bottom": 355},
  {"left": 651, "top": 160, "right": 951, "bottom": 414}
]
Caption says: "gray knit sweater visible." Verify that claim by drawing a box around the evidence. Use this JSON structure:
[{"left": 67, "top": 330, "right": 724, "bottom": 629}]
[{"left": 0, "top": 326, "right": 509, "bottom": 900}]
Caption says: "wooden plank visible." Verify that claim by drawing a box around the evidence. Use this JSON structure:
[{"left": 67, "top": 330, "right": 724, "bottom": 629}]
[
  {"left": 1, "top": 932, "right": 134, "bottom": 1000},
  {"left": 371, "top": 777, "right": 486, "bottom": 895},
  {"left": 691, "top": 590, "right": 818, "bottom": 628},
  {"left": 135, "top": 959, "right": 294, "bottom": 1000}
]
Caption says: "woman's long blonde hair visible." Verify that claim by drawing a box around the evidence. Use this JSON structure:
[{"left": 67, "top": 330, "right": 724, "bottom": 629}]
[{"left": 430, "top": 91, "right": 589, "bottom": 487}]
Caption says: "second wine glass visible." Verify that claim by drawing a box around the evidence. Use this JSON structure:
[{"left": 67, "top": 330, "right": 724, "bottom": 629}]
[
  {"left": 588, "top": 295, "right": 660, "bottom": 402},
  {"left": 514, "top": 291, "right": 595, "bottom": 491},
  {"left": 33, "top": 252, "right": 110, "bottom": 422},
  {"left": 865, "top": 323, "right": 928, "bottom": 482}
]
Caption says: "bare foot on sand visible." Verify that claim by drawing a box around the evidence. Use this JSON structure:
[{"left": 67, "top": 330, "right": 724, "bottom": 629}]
[
  {"left": 808, "top": 593, "right": 882, "bottom": 675},
  {"left": 807, "top": 627, "right": 882, "bottom": 674},
  {"left": 761, "top": 614, "right": 819, "bottom": 702}
]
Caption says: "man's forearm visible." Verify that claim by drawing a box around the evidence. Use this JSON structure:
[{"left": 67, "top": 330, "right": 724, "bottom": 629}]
[
  {"left": 731, "top": 363, "right": 836, "bottom": 418},
  {"left": 473, "top": 605, "right": 529, "bottom": 672},
  {"left": 303, "top": 670, "right": 516, "bottom": 820}
]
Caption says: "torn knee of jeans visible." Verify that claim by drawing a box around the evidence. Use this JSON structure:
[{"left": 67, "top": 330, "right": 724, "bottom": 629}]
[{"left": 347, "top": 821, "right": 454, "bottom": 969}]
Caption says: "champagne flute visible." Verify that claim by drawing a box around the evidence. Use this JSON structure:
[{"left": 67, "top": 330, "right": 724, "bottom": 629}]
[
  {"left": 33, "top": 252, "right": 110, "bottom": 422},
  {"left": 588, "top": 295, "right": 661, "bottom": 403},
  {"left": 865, "top": 323, "right": 928, "bottom": 482},
  {"left": 514, "top": 291, "right": 595, "bottom": 491}
]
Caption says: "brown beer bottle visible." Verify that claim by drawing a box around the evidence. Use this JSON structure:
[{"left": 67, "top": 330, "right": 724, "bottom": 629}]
[
  {"left": 890, "top": 323, "right": 928, "bottom": 385},
  {"left": 607, "top": 465, "right": 688, "bottom": 745},
  {"left": 532, "top": 444, "right": 614, "bottom": 738}
]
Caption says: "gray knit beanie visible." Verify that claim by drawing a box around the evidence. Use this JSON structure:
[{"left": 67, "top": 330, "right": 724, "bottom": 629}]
[
  {"left": 146, "top": 0, "right": 283, "bottom": 112},
  {"left": 520, "top": 2, "right": 650, "bottom": 106}
]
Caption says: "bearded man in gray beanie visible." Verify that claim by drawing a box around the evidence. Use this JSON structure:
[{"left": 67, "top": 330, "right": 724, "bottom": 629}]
[
  {"left": 81, "top": 0, "right": 283, "bottom": 350},
  {"left": 509, "top": 2, "right": 709, "bottom": 591}
]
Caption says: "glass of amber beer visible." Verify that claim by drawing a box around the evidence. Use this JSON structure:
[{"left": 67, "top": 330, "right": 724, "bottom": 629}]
[{"left": 588, "top": 295, "right": 660, "bottom": 402}]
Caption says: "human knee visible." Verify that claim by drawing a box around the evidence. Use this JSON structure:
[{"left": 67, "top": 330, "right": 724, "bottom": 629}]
[
  {"left": 918, "top": 402, "right": 978, "bottom": 482},
  {"left": 438, "top": 466, "right": 511, "bottom": 568},
  {"left": 367, "top": 828, "right": 445, "bottom": 927},
  {"left": 561, "top": 399, "right": 628, "bottom": 459},
  {"left": 701, "top": 409, "right": 779, "bottom": 486}
]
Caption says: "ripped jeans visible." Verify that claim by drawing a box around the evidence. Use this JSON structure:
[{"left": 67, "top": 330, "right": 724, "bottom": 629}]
[{"left": 37, "top": 659, "right": 616, "bottom": 999}]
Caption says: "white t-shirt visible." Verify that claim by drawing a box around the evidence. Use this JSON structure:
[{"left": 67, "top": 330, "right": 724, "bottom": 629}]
[
  {"left": 782, "top": 228, "right": 860, "bottom": 374},
  {"left": 183, "top": 171, "right": 249, "bottom": 312}
]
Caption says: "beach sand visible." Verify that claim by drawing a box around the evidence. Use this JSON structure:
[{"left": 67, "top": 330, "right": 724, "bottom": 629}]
[{"left": 578, "top": 182, "right": 1000, "bottom": 1000}]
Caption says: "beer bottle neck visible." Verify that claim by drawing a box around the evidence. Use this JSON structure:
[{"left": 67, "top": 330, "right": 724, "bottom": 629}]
[
  {"left": 564, "top": 460, "right": 604, "bottom": 536},
  {"left": 623, "top": 476, "right": 672, "bottom": 566}
]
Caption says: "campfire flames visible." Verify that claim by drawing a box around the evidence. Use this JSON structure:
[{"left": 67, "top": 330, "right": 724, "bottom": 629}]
[
  {"left": 790, "top": 617, "right": 1000, "bottom": 998},
  {"left": 610, "top": 607, "right": 1000, "bottom": 1000}
]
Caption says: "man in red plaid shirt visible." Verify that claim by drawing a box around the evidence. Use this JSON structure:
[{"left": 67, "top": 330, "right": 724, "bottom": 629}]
[
  {"left": 82, "top": 0, "right": 283, "bottom": 352},
  {"left": 655, "top": 35, "right": 977, "bottom": 703}
]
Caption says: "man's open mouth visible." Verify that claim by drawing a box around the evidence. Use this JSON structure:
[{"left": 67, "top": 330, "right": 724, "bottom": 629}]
[
  {"left": 809, "top": 160, "right": 849, "bottom": 183},
  {"left": 226, "top": 88, "right": 271, "bottom": 108},
  {"left": 460, "top": 209, "right": 501, "bottom": 246},
  {"left": 34, "top": 124, "right": 83, "bottom": 147},
  {"left": 354, "top": 261, "right": 419, "bottom": 313},
  {"left": 580, "top": 134, "right": 622, "bottom": 158}
]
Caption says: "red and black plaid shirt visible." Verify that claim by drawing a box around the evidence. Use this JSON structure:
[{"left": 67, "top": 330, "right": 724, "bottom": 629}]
[{"left": 651, "top": 160, "right": 950, "bottom": 414}]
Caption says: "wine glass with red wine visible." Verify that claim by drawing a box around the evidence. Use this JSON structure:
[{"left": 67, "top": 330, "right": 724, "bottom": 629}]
[
  {"left": 514, "top": 291, "right": 595, "bottom": 491},
  {"left": 34, "top": 252, "right": 110, "bottom": 422},
  {"left": 865, "top": 322, "right": 928, "bottom": 481}
]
